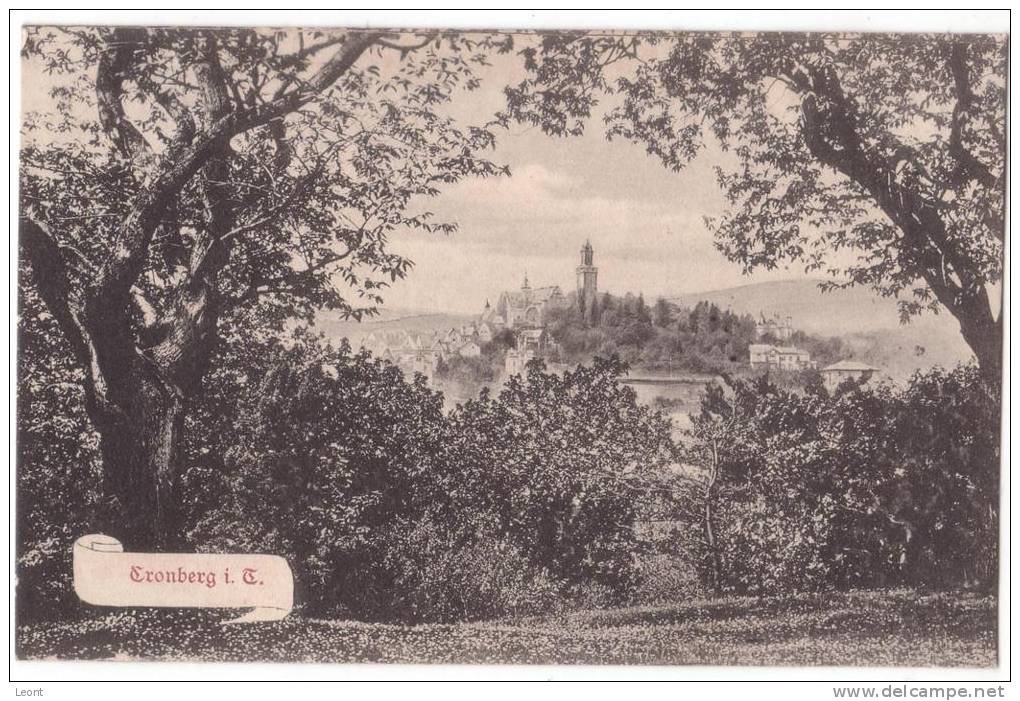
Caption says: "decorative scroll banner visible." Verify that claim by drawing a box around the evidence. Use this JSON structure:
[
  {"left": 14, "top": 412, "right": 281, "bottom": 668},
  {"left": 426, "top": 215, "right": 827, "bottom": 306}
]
[{"left": 72, "top": 534, "right": 294, "bottom": 623}]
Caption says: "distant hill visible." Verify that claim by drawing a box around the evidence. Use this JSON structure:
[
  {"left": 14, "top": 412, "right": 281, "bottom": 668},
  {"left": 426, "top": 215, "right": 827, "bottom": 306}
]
[
  {"left": 669, "top": 279, "right": 910, "bottom": 335},
  {"left": 313, "top": 307, "right": 475, "bottom": 346},
  {"left": 667, "top": 279, "right": 973, "bottom": 381}
]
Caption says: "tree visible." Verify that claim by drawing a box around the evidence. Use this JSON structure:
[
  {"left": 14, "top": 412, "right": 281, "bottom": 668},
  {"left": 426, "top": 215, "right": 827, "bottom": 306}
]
[
  {"left": 502, "top": 33, "right": 1006, "bottom": 384},
  {"left": 652, "top": 297, "right": 673, "bottom": 328},
  {"left": 19, "top": 27, "right": 506, "bottom": 548},
  {"left": 683, "top": 382, "right": 746, "bottom": 593}
]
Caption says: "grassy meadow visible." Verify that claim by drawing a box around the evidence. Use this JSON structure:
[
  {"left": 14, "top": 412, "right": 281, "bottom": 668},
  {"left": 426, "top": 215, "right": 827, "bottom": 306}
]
[{"left": 17, "top": 589, "right": 996, "bottom": 667}]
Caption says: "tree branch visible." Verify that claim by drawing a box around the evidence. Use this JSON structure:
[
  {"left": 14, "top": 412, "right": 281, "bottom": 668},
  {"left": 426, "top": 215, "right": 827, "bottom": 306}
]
[
  {"left": 96, "top": 27, "right": 151, "bottom": 160},
  {"left": 130, "top": 285, "right": 159, "bottom": 328},
  {"left": 152, "top": 86, "right": 196, "bottom": 149},
  {"left": 93, "top": 31, "right": 381, "bottom": 324},
  {"left": 377, "top": 32, "right": 438, "bottom": 57},
  {"left": 256, "top": 31, "right": 382, "bottom": 126},
  {"left": 19, "top": 214, "right": 89, "bottom": 366},
  {"left": 221, "top": 141, "right": 342, "bottom": 243},
  {"left": 948, "top": 42, "right": 999, "bottom": 190},
  {"left": 793, "top": 58, "right": 997, "bottom": 342},
  {"left": 20, "top": 214, "right": 133, "bottom": 425}
]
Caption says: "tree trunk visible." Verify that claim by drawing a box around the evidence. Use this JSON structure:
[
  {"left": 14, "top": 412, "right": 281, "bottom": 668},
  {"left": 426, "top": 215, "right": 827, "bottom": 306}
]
[
  {"left": 20, "top": 215, "right": 206, "bottom": 551},
  {"left": 704, "top": 438, "right": 722, "bottom": 594},
  {"left": 91, "top": 366, "right": 185, "bottom": 551},
  {"left": 955, "top": 295, "right": 1003, "bottom": 390},
  {"left": 83, "top": 40, "right": 233, "bottom": 550}
]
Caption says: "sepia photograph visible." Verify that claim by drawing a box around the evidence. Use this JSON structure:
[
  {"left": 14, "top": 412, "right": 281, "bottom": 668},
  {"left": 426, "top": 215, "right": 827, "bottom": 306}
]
[{"left": 11, "top": 9, "right": 1009, "bottom": 683}]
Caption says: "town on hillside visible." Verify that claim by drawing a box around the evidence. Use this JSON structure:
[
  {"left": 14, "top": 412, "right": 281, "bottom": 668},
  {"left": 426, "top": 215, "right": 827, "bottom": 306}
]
[{"left": 354, "top": 240, "right": 879, "bottom": 397}]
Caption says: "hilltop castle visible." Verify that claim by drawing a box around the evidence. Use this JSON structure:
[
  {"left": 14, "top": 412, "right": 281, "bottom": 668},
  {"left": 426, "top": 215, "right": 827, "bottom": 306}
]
[
  {"left": 749, "top": 311, "right": 813, "bottom": 371},
  {"left": 481, "top": 240, "right": 599, "bottom": 331},
  {"left": 483, "top": 240, "right": 599, "bottom": 375},
  {"left": 482, "top": 272, "right": 566, "bottom": 330},
  {"left": 360, "top": 242, "right": 602, "bottom": 382},
  {"left": 755, "top": 312, "right": 794, "bottom": 342}
]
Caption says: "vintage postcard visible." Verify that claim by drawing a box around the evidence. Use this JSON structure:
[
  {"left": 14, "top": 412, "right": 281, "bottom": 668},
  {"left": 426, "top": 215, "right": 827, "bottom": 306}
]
[{"left": 14, "top": 14, "right": 1007, "bottom": 678}]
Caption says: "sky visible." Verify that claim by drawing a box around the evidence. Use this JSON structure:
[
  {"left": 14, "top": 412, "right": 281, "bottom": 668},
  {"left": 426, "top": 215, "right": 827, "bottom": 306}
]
[{"left": 374, "top": 53, "right": 816, "bottom": 314}]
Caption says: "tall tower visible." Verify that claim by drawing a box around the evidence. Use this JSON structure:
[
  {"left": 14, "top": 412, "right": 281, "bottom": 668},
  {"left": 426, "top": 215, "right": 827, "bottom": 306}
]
[{"left": 576, "top": 239, "right": 598, "bottom": 322}]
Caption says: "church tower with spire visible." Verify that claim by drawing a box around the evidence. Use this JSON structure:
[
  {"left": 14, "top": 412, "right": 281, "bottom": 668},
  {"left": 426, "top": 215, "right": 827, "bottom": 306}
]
[{"left": 576, "top": 239, "right": 598, "bottom": 322}]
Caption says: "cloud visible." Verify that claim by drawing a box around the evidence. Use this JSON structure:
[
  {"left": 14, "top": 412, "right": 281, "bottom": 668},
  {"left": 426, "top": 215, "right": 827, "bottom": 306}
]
[{"left": 407, "top": 160, "right": 722, "bottom": 263}]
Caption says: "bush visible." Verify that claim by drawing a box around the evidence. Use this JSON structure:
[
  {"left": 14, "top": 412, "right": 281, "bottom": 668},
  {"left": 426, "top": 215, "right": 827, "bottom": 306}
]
[
  {"left": 630, "top": 551, "right": 705, "bottom": 606},
  {"left": 191, "top": 341, "right": 680, "bottom": 621},
  {"left": 444, "top": 356, "right": 680, "bottom": 598},
  {"left": 191, "top": 334, "right": 451, "bottom": 619},
  {"left": 16, "top": 283, "right": 101, "bottom": 624},
  {"left": 681, "top": 364, "right": 999, "bottom": 595},
  {"left": 715, "top": 496, "right": 836, "bottom": 594},
  {"left": 382, "top": 516, "right": 564, "bottom": 622}
]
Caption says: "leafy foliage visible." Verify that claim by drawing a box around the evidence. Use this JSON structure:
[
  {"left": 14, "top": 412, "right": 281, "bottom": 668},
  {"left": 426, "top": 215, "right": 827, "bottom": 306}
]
[
  {"left": 547, "top": 293, "right": 845, "bottom": 375},
  {"left": 679, "top": 364, "right": 998, "bottom": 594},
  {"left": 381, "top": 516, "right": 564, "bottom": 622},
  {"left": 16, "top": 281, "right": 100, "bottom": 623},
  {"left": 445, "top": 356, "right": 680, "bottom": 595},
  {"left": 22, "top": 27, "right": 507, "bottom": 329},
  {"left": 191, "top": 335, "right": 450, "bottom": 618},
  {"left": 190, "top": 341, "right": 678, "bottom": 621}
]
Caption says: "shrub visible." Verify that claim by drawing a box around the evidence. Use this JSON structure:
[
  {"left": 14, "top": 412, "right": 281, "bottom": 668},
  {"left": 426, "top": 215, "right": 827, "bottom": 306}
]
[
  {"left": 444, "top": 356, "right": 680, "bottom": 598},
  {"left": 715, "top": 496, "right": 836, "bottom": 594},
  {"left": 382, "top": 516, "right": 564, "bottom": 622},
  {"left": 191, "top": 335, "right": 451, "bottom": 619},
  {"left": 681, "top": 364, "right": 999, "bottom": 595},
  {"left": 191, "top": 342, "right": 678, "bottom": 621},
  {"left": 630, "top": 551, "right": 705, "bottom": 605},
  {"left": 16, "top": 284, "right": 100, "bottom": 624}
]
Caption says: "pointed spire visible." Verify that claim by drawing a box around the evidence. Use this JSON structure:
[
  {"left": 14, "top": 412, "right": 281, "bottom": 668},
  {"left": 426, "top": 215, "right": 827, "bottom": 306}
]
[
  {"left": 522, "top": 270, "right": 530, "bottom": 289},
  {"left": 581, "top": 239, "right": 594, "bottom": 266}
]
